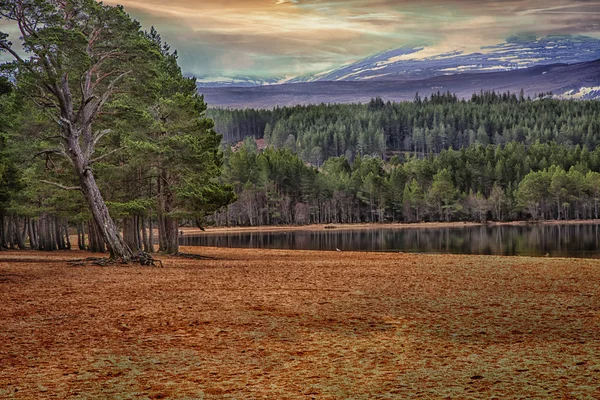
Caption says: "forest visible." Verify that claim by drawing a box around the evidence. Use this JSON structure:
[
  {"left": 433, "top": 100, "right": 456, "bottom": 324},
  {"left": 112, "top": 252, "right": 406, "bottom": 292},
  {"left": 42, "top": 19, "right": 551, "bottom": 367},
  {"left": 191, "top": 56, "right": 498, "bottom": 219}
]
[
  {"left": 209, "top": 91, "right": 600, "bottom": 165},
  {"left": 208, "top": 93, "right": 600, "bottom": 226},
  {"left": 211, "top": 138, "right": 600, "bottom": 226}
]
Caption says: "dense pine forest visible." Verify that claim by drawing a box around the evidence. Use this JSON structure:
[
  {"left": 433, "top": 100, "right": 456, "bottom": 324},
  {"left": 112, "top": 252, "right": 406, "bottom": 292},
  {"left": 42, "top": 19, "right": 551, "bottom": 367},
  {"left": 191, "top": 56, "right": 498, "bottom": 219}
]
[
  {"left": 207, "top": 93, "right": 600, "bottom": 226},
  {"left": 209, "top": 91, "right": 600, "bottom": 164}
]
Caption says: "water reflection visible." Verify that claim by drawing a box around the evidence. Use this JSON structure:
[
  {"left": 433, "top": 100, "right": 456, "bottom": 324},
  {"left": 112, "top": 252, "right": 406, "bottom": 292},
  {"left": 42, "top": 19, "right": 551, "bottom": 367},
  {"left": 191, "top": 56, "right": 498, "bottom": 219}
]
[{"left": 180, "top": 224, "right": 600, "bottom": 258}]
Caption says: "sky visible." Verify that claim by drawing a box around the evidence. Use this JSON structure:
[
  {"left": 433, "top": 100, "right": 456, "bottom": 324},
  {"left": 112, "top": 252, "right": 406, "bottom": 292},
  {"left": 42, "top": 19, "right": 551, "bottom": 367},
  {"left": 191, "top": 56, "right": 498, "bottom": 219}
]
[{"left": 4, "top": 1, "right": 600, "bottom": 79}]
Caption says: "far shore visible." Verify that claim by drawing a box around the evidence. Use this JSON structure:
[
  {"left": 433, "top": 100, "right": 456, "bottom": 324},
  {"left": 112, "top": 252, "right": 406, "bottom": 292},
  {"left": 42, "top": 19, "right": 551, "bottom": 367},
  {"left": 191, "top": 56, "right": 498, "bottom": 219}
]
[{"left": 181, "top": 219, "right": 600, "bottom": 235}]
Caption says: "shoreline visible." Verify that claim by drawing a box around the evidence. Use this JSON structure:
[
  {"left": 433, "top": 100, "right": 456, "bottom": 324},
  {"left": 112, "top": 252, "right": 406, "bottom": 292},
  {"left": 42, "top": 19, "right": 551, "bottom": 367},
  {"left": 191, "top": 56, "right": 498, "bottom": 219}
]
[{"left": 182, "top": 219, "right": 600, "bottom": 235}]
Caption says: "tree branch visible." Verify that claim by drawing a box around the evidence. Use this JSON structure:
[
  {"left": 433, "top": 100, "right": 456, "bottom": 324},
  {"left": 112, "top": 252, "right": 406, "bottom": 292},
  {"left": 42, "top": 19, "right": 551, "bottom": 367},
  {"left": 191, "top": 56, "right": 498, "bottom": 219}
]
[
  {"left": 92, "top": 129, "right": 111, "bottom": 148},
  {"left": 34, "top": 148, "right": 70, "bottom": 160},
  {"left": 86, "top": 70, "right": 132, "bottom": 124},
  {"left": 90, "top": 146, "right": 125, "bottom": 164},
  {"left": 40, "top": 180, "right": 82, "bottom": 191}
]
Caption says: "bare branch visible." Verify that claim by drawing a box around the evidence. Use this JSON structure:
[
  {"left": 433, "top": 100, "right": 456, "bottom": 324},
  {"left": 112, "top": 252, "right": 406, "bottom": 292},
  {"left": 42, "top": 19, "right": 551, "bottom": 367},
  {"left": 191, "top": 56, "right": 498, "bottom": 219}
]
[
  {"left": 34, "top": 149, "right": 70, "bottom": 160},
  {"left": 90, "top": 147, "right": 125, "bottom": 164},
  {"left": 17, "top": 91, "right": 64, "bottom": 126},
  {"left": 40, "top": 180, "right": 82, "bottom": 191},
  {"left": 0, "top": 41, "right": 32, "bottom": 70},
  {"left": 92, "top": 129, "right": 111, "bottom": 148},
  {"left": 86, "top": 70, "right": 132, "bottom": 124}
]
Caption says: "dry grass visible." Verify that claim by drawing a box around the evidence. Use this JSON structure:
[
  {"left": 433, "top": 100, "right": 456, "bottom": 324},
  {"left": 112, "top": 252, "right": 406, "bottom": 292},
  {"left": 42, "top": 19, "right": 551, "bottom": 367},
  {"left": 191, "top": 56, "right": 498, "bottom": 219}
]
[{"left": 1, "top": 247, "right": 600, "bottom": 399}]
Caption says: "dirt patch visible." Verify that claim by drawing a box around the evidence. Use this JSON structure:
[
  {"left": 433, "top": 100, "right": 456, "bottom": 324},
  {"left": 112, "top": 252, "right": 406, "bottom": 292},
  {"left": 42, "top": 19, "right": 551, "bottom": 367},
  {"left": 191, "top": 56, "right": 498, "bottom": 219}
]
[{"left": 1, "top": 248, "right": 600, "bottom": 398}]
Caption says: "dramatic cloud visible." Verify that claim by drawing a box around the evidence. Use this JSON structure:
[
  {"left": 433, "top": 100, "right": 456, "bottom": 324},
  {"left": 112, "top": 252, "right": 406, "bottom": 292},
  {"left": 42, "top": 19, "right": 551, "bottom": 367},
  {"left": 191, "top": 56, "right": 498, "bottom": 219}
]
[{"left": 4, "top": 1, "right": 600, "bottom": 77}]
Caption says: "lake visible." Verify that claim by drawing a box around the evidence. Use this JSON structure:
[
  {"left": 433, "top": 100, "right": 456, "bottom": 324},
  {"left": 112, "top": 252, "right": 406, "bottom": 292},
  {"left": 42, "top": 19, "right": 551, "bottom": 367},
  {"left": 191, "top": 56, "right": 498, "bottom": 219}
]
[{"left": 180, "top": 224, "right": 600, "bottom": 258}]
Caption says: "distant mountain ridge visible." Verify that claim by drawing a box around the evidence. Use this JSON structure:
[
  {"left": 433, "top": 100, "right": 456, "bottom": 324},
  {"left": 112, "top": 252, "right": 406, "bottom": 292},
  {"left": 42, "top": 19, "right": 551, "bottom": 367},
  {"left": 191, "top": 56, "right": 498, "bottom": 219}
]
[
  {"left": 197, "top": 35, "right": 600, "bottom": 88},
  {"left": 200, "top": 59, "right": 600, "bottom": 108},
  {"left": 196, "top": 76, "right": 287, "bottom": 88},
  {"left": 289, "top": 35, "right": 600, "bottom": 84}
]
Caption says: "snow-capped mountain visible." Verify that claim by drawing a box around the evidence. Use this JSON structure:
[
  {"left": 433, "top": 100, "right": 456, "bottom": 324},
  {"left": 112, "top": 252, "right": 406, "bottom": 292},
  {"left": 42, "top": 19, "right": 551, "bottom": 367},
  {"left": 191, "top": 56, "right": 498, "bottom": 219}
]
[
  {"left": 197, "top": 35, "right": 600, "bottom": 88},
  {"left": 200, "top": 59, "right": 600, "bottom": 108},
  {"left": 290, "top": 35, "right": 600, "bottom": 83},
  {"left": 195, "top": 76, "right": 291, "bottom": 88}
]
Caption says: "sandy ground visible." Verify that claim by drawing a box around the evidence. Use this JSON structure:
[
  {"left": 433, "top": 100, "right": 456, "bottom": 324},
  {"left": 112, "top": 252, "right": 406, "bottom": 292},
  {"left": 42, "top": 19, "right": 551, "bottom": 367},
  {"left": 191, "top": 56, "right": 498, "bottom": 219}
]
[
  {"left": 1, "top": 247, "right": 600, "bottom": 399},
  {"left": 183, "top": 219, "right": 600, "bottom": 235}
]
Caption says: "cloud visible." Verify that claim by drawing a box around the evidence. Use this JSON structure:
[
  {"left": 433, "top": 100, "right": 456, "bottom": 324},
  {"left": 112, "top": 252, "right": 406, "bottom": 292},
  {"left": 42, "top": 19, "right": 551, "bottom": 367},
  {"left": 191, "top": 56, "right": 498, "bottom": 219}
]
[{"left": 69, "top": 1, "right": 600, "bottom": 77}]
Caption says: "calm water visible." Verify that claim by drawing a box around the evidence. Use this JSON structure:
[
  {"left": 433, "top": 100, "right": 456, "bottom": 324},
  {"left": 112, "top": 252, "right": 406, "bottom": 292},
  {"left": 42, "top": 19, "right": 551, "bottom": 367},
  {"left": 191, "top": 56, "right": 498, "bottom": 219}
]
[{"left": 180, "top": 224, "right": 600, "bottom": 258}]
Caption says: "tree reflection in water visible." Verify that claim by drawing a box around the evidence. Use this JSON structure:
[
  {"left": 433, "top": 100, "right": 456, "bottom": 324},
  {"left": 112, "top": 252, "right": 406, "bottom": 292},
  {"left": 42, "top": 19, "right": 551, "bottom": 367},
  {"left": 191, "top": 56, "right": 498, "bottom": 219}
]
[{"left": 180, "top": 224, "right": 600, "bottom": 258}]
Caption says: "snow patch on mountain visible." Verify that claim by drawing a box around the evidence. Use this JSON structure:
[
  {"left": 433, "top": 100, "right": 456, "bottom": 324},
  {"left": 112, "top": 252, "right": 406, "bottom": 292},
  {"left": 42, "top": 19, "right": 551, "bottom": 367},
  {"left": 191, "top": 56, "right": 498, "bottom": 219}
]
[
  {"left": 558, "top": 86, "right": 600, "bottom": 100},
  {"left": 196, "top": 76, "right": 285, "bottom": 88}
]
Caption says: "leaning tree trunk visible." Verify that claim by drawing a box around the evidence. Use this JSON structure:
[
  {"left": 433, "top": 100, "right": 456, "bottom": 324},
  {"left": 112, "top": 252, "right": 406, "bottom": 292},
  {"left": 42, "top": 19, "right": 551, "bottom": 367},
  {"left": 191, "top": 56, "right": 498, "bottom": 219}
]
[{"left": 77, "top": 166, "right": 133, "bottom": 260}]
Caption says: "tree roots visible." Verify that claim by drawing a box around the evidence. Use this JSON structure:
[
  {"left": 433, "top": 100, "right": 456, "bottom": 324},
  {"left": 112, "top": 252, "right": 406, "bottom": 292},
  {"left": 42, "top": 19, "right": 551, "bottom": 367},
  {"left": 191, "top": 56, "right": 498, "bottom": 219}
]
[
  {"left": 68, "top": 252, "right": 163, "bottom": 267},
  {"left": 173, "top": 252, "right": 216, "bottom": 260}
]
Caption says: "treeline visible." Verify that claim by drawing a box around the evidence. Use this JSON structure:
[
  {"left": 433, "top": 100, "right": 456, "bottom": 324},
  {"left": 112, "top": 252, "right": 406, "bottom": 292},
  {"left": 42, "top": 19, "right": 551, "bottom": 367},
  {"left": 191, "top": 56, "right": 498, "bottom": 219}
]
[
  {"left": 209, "top": 139, "right": 600, "bottom": 225},
  {"left": 209, "top": 91, "right": 600, "bottom": 165}
]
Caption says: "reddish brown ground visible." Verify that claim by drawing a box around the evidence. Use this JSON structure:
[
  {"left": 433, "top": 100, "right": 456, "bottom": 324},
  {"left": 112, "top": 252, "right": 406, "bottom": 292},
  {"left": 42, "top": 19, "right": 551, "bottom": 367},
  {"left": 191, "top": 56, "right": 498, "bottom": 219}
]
[{"left": 1, "top": 248, "right": 599, "bottom": 399}]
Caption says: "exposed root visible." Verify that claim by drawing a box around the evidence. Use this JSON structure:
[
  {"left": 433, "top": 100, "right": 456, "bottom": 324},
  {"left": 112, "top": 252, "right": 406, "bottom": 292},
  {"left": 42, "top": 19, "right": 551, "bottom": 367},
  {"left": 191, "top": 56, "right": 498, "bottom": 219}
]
[
  {"left": 68, "top": 252, "right": 163, "bottom": 267},
  {"left": 173, "top": 252, "right": 216, "bottom": 260},
  {"left": 68, "top": 257, "right": 115, "bottom": 267},
  {"left": 134, "top": 252, "right": 164, "bottom": 267}
]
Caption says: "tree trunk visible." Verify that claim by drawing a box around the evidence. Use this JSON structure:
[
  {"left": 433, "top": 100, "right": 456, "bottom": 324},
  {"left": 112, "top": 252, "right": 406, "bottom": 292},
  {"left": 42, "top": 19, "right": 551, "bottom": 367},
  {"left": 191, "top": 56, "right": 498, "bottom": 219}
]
[
  {"left": 7, "top": 216, "right": 14, "bottom": 249},
  {"left": 55, "top": 217, "right": 65, "bottom": 250},
  {"left": 48, "top": 216, "right": 57, "bottom": 251},
  {"left": 0, "top": 214, "right": 5, "bottom": 249},
  {"left": 77, "top": 222, "right": 86, "bottom": 250},
  {"left": 14, "top": 216, "right": 26, "bottom": 250},
  {"left": 79, "top": 170, "right": 132, "bottom": 260},
  {"left": 64, "top": 220, "right": 71, "bottom": 250},
  {"left": 88, "top": 219, "right": 106, "bottom": 253},
  {"left": 135, "top": 216, "right": 142, "bottom": 252},
  {"left": 148, "top": 217, "right": 154, "bottom": 253},
  {"left": 33, "top": 219, "right": 40, "bottom": 250},
  {"left": 123, "top": 217, "right": 137, "bottom": 251},
  {"left": 141, "top": 217, "right": 150, "bottom": 253},
  {"left": 28, "top": 218, "right": 38, "bottom": 250},
  {"left": 158, "top": 215, "right": 179, "bottom": 254},
  {"left": 157, "top": 172, "right": 179, "bottom": 255}
]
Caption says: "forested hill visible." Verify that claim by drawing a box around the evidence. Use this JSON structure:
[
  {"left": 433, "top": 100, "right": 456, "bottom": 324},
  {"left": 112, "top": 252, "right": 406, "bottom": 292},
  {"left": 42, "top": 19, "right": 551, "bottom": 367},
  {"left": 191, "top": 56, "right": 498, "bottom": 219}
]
[
  {"left": 206, "top": 92, "right": 600, "bottom": 227},
  {"left": 209, "top": 91, "right": 600, "bottom": 166}
]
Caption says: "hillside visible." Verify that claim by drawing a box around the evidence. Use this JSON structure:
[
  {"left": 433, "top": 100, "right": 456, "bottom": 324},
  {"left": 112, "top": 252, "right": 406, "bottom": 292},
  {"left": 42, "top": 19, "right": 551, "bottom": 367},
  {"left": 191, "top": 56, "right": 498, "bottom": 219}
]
[
  {"left": 289, "top": 35, "right": 600, "bottom": 83},
  {"left": 200, "top": 59, "right": 600, "bottom": 108}
]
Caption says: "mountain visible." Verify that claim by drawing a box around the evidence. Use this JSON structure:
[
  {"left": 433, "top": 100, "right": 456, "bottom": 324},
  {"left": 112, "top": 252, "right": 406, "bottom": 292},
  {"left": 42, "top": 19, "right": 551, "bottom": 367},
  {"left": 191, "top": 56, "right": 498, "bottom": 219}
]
[
  {"left": 195, "top": 76, "right": 288, "bottom": 88},
  {"left": 289, "top": 35, "right": 600, "bottom": 83},
  {"left": 199, "top": 59, "right": 600, "bottom": 108},
  {"left": 197, "top": 35, "right": 600, "bottom": 88}
]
